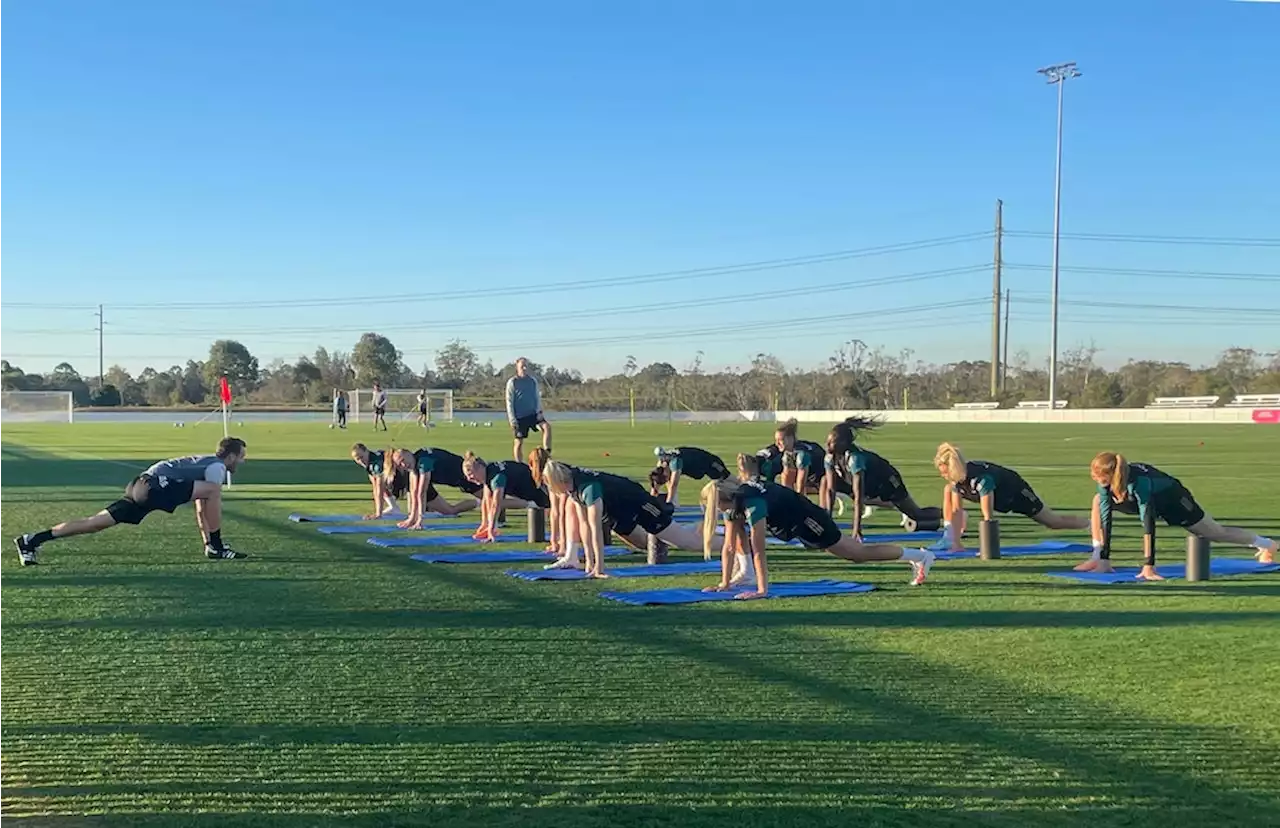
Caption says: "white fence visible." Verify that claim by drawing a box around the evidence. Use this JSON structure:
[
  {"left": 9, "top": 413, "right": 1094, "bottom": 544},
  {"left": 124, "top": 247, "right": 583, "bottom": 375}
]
[{"left": 655, "top": 407, "right": 1274, "bottom": 424}]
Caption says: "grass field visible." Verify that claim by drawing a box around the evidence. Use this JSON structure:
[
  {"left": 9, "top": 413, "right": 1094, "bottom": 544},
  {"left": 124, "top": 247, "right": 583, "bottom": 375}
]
[{"left": 2, "top": 420, "right": 1278, "bottom": 827}]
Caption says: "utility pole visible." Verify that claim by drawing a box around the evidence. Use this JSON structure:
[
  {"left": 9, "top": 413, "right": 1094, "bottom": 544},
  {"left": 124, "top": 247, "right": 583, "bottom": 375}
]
[
  {"left": 1038, "top": 61, "right": 1081, "bottom": 409},
  {"left": 95, "top": 304, "right": 105, "bottom": 389},
  {"left": 991, "top": 199, "right": 1003, "bottom": 398},
  {"left": 1002, "top": 289, "right": 1011, "bottom": 391}
]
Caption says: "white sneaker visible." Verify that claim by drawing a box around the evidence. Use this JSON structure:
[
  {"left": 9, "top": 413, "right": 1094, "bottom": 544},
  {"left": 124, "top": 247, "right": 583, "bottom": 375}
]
[
  {"left": 909, "top": 549, "right": 936, "bottom": 586},
  {"left": 545, "top": 556, "right": 583, "bottom": 570},
  {"left": 862, "top": 505, "right": 876, "bottom": 519},
  {"left": 899, "top": 513, "right": 911, "bottom": 528}
]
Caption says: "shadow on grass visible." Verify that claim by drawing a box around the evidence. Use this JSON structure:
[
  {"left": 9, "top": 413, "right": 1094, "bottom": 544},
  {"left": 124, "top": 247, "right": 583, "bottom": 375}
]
[
  {"left": 5, "top": 505, "right": 1279, "bottom": 827},
  {"left": 0, "top": 803, "right": 1175, "bottom": 828}
]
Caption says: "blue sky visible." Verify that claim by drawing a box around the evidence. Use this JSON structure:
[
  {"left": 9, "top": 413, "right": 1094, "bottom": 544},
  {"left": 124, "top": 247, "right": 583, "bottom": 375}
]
[{"left": 3, "top": 0, "right": 1278, "bottom": 379}]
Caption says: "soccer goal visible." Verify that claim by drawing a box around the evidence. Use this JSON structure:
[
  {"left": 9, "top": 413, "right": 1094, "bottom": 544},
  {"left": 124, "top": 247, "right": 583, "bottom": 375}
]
[
  {"left": 351, "top": 388, "right": 454, "bottom": 424},
  {"left": 1, "top": 390, "right": 75, "bottom": 423}
]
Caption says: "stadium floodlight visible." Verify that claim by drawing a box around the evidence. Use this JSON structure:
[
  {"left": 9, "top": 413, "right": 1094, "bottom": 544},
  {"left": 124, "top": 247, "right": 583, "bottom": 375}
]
[{"left": 1038, "top": 61, "right": 1081, "bottom": 411}]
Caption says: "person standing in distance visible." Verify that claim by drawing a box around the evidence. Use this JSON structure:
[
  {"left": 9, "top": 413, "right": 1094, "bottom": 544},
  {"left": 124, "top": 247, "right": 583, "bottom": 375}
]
[
  {"left": 371, "top": 381, "right": 389, "bottom": 432},
  {"left": 13, "top": 437, "right": 250, "bottom": 565},
  {"left": 505, "top": 357, "right": 552, "bottom": 461},
  {"left": 333, "top": 389, "right": 348, "bottom": 429}
]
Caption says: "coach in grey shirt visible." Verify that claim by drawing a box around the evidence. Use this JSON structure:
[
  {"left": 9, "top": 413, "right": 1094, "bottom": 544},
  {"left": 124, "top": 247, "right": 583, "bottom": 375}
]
[{"left": 505, "top": 357, "right": 552, "bottom": 460}]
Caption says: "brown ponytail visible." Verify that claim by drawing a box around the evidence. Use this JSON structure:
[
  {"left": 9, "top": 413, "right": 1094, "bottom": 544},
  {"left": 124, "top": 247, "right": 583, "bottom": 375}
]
[
  {"left": 527, "top": 447, "right": 551, "bottom": 487},
  {"left": 737, "top": 452, "right": 760, "bottom": 480}
]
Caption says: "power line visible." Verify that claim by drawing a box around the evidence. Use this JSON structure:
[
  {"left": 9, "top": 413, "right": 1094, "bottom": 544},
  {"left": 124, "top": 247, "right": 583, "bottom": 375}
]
[
  {"left": 2, "top": 299, "right": 988, "bottom": 363},
  {"left": 1008, "top": 294, "right": 1280, "bottom": 314},
  {"left": 1004, "top": 263, "right": 1280, "bottom": 283},
  {"left": 0, "top": 231, "right": 994, "bottom": 311},
  {"left": 1005, "top": 230, "right": 1280, "bottom": 247},
  {"left": 4, "top": 263, "right": 993, "bottom": 339}
]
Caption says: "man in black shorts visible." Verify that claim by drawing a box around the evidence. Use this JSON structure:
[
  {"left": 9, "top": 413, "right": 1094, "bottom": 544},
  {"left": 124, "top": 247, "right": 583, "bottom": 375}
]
[
  {"left": 505, "top": 357, "right": 552, "bottom": 460},
  {"left": 13, "top": 437, "right": 250, "bottom": 565}
]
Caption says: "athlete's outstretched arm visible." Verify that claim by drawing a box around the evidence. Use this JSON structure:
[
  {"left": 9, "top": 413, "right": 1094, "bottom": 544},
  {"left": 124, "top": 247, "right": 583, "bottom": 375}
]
[
  {"left": 583, "top": 501, "right": 607, "bottom": 578},
  {"left": 739, "top": 520, "right": 770, "bottom": 599},
  {"left": 366, "top": 476, "right": 386, "bottom": 520},
  {"left": 849, "top": 472, "right": 865, "bottom": 539}
]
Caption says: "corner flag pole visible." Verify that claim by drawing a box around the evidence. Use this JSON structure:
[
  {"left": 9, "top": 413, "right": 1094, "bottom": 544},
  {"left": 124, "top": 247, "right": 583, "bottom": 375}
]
[{"left": 220, "top": 376, "right": 233, "bottom": 488}]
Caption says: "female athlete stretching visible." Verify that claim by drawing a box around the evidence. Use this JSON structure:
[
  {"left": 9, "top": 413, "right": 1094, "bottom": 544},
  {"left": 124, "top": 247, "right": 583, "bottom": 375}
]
[
  {"left": 700, "top": 478, "right": 936, "bottom": 599},
  {"left": 756, "top": 419, "right": 826, "bottom": 493},
  {"left": 350, "top": 443, "right": 409, "bottom": 519},
  {"left": 1079, "top": 452, "right": 1277, "bottom": 579},
  {"left": 650, "top": 446, "right": 731, "bottom": 506},
  {"left": 537, "top": 460, "right": 706, "bottom": 578},
  {"left": 825, "top": 417, "right": 941, "bottom": 540},
  {"left": 385, "top": 447, "right": 482, "bottom": 529},
  {"left": 933, "top": 442, "right": 1088, "bottom": 551},
  {"left": 462, "top": 454, "right": 549, "bottom": 542}
]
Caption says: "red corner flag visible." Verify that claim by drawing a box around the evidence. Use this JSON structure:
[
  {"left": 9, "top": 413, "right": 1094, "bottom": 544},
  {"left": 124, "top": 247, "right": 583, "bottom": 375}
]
[{"left": 219, "top": 376, "right": 232, "bottom": 405}]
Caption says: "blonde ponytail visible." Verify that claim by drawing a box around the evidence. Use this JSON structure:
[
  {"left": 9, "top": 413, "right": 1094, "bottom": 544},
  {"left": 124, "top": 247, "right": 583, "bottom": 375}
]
[
  {"left": 934, "top": 442, "right": 967, "bottom": 484},
  {"left": 700, "top": 479, "right": 740, "bottom": 561},
  {"left": 542, "top": 460, "right": 574, "bottom": 492},
  {"left": 700, "top": 481, "right": 720, "bottom": 561}
]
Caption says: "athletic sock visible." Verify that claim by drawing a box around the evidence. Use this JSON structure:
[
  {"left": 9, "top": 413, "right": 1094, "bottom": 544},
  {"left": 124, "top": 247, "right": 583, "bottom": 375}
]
[
  {"left": 898, "top": 548, "right": 926, "bottom": 563},
  {"left": 30, "top": 529, "right": 55, "bottom": 547},
  {"left": 208, "top": 530, "right": 224, "bottom": 551},
  {"left": 1252, "top": 535, "right": 1272, "bottom": 548},
  {"left": 1090, "top": 542, "right": 1103, "bottom": 561}
]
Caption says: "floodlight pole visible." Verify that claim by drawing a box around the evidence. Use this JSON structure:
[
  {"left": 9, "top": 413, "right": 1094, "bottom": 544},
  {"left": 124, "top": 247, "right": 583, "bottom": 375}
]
[{"left": 1038, "top": 61, "right": 1080, "bottom": 410}]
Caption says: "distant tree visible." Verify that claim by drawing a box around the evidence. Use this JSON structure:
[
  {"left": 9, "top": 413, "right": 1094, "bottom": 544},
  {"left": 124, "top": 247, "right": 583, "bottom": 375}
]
[
  {"left": 179, "top": 360, "right": 208, "bottom": 405},
  {"left": 352, "top": 333, "right": 403, "bottom": 386},
  {"left": 204, "top": 340, "right": 260, "bottom": 393},
  {"left": 91, "top": 383, "right": 122, "bottom": 407},
  {"left": 435, "top": 340, "right": 480, "bottom": 388}
]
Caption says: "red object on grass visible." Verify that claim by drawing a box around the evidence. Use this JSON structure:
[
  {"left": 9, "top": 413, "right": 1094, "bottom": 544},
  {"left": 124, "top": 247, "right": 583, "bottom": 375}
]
[{"left": 219, "top": 376, "right": 232, "bottom": 404}]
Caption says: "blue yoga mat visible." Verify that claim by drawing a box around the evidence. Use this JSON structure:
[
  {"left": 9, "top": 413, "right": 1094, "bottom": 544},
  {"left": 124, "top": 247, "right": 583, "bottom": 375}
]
[
  {"left": 859, "top": 531, "right": 943, "bottom": 544},
  {"left": 600, "top": 579, "right": 876, "bottom": 606},
  {"left": 290, "top": 512, "right": 417, "bottom": 523},
  {"left": 317, "top": 524, "right": 406, "bottom": 535},
  {"left": 934, "top": 540, "right": 1093, "bottom": 561},
  {"left": 1046, "top": 557, "right": 1279, "bottom": 584},
  {"left": 368, "top": 534, "right": 555, "bottom": 548},
  {"left": 506, "top": 560, "right": 722, "bottom": 582},
  {"left": 410, "top": 548, "right": 631, "bottom": 564}
]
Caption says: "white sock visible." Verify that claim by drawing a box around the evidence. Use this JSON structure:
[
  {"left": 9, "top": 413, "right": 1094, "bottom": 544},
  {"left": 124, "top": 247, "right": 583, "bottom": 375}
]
[
  {"left": 1252, "top": 535, "right": 1272, "bottom": 549},
  {"left": 898, "top": 548, "right": 927, "bottom": 563},
  {"left": 736, "top": 552, "right": 755, "bottom": 578},
  {"left": 1090, "top": 542, "right": 1103, "bottom": 561},
  {"left": 562, "top": 541, "right": 581, "bottom": 564}
]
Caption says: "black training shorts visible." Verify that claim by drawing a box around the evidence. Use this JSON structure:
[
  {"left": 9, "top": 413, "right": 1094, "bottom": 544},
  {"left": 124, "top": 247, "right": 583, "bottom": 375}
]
[
  {"left": 512, "top": 412, "right": 545, "bottom": 439},
  {"left": 1156, "top": 485, "right": 1206, "bottom": 528},
  {"left": 771, "top": 513, "right": 842, "bottom": 550},
  {"left": 612, "top": 498, "right": 674, "bottom": 536},
  {"left": 105, "top": 474, "right": 195, "bottom": 525}
]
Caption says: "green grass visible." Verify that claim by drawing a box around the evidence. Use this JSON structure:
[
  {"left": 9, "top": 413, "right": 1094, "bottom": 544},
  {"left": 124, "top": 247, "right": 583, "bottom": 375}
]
[{"left": 2, "top": 420, "right": 1278, "bottom": 827}]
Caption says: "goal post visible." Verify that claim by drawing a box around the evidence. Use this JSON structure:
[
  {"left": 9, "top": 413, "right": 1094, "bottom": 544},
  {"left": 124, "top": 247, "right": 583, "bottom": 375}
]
[
  {"left": 1, "top": 391, "right": 75, "bottom": 423},
  {"left": 352, "top": 388, "right": 454, "bottom": 424}
]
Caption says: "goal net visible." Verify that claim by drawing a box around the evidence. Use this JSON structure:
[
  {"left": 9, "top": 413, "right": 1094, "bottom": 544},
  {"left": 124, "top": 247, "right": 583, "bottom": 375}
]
[
  {"left": 1, "top": 390, "right": 75, "bottom": 423},
  {"left": 351, "top": 388, "right": 454, "bottom": 424}
]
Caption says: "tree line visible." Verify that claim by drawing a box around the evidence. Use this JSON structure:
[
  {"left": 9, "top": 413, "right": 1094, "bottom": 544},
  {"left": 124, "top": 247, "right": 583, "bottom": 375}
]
[{"left": 3, "top": 333, "right": 1277, "bottom": 411}]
